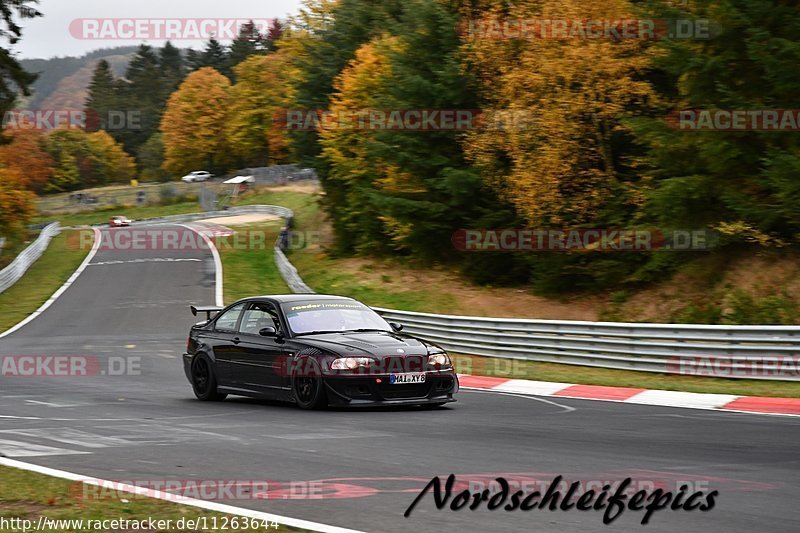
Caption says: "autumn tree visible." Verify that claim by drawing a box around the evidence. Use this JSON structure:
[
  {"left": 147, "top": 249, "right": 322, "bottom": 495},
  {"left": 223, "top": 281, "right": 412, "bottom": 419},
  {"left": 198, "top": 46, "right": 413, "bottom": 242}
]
[
  {"left": 284, "top": 0, "right": 405, "bottom": 166},
  {"left": 86, "top": 130, "right": 137, "bottom": 184},
  {"left": 0, "top": 1, "right": 41, "bottom": 241},
  {"left": 464, "top": 0, "right": 657, "bottom": 229},
  {"left": 0, "top": 168, "right": 35, "bottom": 239},
  {"left": 0, "top": 129, "right": 54, "bottom": 191},
  {"left": 451, "top": 0, "right": 665, "bottom": 289},
  {"left": 226, "top": 53, "right": 291, "bottom": 167},
  {"left": 43, "top": 128, "right": 135, "bottom": 193},
  {"left": 161, "top": 67, "right": 233, "bottom": 175},
  {"left": 319, "top": 0, "right": 492, "bottom": 259},
  {"left": 319, "top": 38, "right": 397, "bottom": 251}
]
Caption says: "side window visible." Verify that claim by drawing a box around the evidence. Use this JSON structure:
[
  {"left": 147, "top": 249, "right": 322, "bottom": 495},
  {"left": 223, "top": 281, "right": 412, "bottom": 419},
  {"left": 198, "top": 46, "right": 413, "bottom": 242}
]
[
  {"left": 214, "top": 303, "right": 245, "bottom": 332},
  {"left": 239, "top": 303, "right": 280, "bottom": 335}
]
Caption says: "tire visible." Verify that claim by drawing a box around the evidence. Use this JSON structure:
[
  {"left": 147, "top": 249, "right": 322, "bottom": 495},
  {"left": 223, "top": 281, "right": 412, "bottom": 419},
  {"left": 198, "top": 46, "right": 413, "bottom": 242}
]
[
  {"left": 292, "top": 358, "right": 327, "bottom": 410},
  {"left": 190, "top": 355, "right": 227, "bottom": 401}
]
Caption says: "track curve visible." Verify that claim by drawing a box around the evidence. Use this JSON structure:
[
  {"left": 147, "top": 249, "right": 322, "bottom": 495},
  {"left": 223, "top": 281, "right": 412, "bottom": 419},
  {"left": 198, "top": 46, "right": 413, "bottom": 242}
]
[{"left": 1, "top": 224, "right": 799, "bottom": 532}]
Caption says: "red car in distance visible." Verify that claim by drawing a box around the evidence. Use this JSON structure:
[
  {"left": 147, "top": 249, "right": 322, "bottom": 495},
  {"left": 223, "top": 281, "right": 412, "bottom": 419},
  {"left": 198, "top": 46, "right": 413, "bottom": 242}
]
[{"left": 109, "top": 216, "right": 132, "bottom": 227}]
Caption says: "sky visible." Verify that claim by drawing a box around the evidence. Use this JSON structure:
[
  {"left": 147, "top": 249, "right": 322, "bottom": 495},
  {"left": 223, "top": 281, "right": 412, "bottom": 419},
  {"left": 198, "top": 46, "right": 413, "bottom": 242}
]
[{"left": 15, "top": 0, "right": 304, "bottom": 59}]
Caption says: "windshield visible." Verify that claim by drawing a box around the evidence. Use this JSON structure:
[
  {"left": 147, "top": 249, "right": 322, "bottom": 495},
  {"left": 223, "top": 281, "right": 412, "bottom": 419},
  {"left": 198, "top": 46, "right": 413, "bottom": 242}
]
[{"left": 282, "top": 300, "right": 392, "bottom": 336}]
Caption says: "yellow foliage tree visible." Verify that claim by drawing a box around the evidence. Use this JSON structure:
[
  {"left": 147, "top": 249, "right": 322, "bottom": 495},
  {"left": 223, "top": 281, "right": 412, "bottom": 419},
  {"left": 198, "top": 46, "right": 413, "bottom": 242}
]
[
  {"left": 86, "top": 130, "right": 137, "bottom": 184},
  {"left": 161, "top": 67, "right": 232, "bottom": 176},
  {"left": 463, "top": 0, "right": 658, "bottom": 225},
  {"left": 319, "top": 36, "right": 427, "bottom": 250},
  {"left": 0, "top": 168, "right": 35, "bottom": 239},
  {"left": 226, "top": 52, "right": 292, "bottom": 167}
]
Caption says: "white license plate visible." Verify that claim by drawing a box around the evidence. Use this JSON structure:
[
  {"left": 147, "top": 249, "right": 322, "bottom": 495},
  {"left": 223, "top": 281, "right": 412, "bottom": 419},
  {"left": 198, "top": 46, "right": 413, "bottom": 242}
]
[{"left": 389, "top": 373, "right": 426, "bottom": 385}]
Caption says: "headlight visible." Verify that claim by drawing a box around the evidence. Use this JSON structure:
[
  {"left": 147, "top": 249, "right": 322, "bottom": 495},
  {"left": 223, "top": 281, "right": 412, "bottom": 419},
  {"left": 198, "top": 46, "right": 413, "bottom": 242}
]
[
  {"left": 428, "top": 352, "right": 452, "bottom": 368},
  {"left": 330, "top": 357, "right": 373, "bottom": 370}
]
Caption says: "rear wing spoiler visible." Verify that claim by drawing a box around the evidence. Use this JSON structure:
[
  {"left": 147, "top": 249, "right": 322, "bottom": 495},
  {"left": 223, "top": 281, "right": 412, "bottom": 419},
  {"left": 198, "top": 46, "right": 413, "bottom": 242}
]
[{"left": 191, "top": 305, "right": 223, "bottom": 321}]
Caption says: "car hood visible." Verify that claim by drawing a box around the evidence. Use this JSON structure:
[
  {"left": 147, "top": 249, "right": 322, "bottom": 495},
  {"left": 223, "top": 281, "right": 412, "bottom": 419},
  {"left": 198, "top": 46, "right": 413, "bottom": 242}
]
[{"left": 294, "top": 331, "right": 439, "bottom": 357}]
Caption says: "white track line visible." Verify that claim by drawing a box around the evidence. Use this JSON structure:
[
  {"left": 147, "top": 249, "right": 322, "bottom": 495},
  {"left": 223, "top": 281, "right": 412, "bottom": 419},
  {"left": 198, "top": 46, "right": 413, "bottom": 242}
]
[
  {"left": 0, "top": 458, "right": 365, "bottom": 533},
  {"left": 461, "top": 386, "right": 800, "bottom": 418},
  {"left": 0, "top": 227, "right": 101, "bottom": 339},
  {"left": 177, "top": 223, "right": 224, "bottom": 306}
]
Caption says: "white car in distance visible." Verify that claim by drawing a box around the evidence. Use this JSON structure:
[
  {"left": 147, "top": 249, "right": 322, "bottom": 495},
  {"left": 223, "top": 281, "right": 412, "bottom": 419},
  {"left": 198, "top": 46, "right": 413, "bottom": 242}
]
[{"left": 181, "top": 171, "right": 213, "bottom": 183}]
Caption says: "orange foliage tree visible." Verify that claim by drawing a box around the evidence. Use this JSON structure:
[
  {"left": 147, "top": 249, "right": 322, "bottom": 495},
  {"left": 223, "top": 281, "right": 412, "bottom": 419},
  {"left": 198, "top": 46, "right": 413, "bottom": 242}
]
[
  {"left": 318, "top": 37, "right": 414, "bottom": 250},
  {"left": 0, "top": 168, "right": 36, "bottom": 239},
  {"left": 0, "top": 130, "right": 54, "bottom": 192},
  {"left": 161, "top": 67, "right": 233, "bottom": 176}
]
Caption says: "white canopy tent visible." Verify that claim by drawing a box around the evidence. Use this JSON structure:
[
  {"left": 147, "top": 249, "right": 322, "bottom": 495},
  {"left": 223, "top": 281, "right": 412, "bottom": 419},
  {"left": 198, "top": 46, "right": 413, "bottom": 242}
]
[{"left": 223, "top": 175, "right": 255, "bottom": 198}]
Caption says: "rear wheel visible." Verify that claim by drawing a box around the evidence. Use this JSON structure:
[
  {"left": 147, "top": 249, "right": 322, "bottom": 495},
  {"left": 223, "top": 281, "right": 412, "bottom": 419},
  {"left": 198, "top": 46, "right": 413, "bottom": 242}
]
[
  {"left": 292, "top": 358, "right": 327, "bottom": 409},
  {"left": 191, "top": 356, "right": 227, "bottom": 401}
]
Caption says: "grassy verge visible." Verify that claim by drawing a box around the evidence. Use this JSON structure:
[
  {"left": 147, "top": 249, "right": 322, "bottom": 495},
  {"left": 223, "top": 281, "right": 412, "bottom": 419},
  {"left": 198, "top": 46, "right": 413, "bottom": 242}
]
[
  {"left": 452, "top": 354, "right": 800, "bottom": 398},
  {"left": 238, "top": 189, "right": 462, "bottom": 311},
  {"left": 37, "top": 185, "right": 320, "bottom": 229},
  {"left": 0, "top": 465, "right": 309, "bottom": 532},
  {"left": 0, "top": 230, "right": 92, "bottom": 333},
  {"left": 218, "top": 221, "right": 289, "bottom": 303},
  {"left": 35, "top": 201, "right": 205, "bottom": 228}
]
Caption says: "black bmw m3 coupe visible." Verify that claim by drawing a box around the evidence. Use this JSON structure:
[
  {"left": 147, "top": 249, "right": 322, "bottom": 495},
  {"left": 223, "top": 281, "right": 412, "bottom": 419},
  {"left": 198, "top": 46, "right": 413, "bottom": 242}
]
[{"left": 183, "top": 295, "right": 459, "bottom": 409}]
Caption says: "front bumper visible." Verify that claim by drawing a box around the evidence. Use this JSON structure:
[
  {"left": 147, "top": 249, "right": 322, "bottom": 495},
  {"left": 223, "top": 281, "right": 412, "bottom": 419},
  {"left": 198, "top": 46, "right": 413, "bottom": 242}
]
[{"left": 322, "top": 370, "right": 459, "bottom": 407}]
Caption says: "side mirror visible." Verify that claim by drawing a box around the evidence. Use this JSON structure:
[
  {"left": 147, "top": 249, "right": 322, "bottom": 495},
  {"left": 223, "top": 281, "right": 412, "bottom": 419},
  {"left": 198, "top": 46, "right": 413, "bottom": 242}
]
[
  {"left": 259, "top": 327, "right": 278, "bottom": 337},
  {"left": 389, "top": 322, "right": 403, "bottom": 332}
]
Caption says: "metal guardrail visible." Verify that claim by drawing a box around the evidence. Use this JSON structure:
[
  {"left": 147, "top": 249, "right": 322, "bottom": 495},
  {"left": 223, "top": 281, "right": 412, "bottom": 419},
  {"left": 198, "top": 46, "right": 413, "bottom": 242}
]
[
  {"left": 121, "top": 206, "right": 800, "bottom": 380},
  {"left": 262, "top": 206, "right": 800, "bottom": 380},
  {"left": 122, "top": 205, "right": 296, "bottom": 227},
  {"left": 0, "top": 223, "right": 61, "bottom": 294},
  {"left": 274, "top": 247, "right": 315, "bottom": 294},
  {"left": 371, "top": 308, "right": 800, "bottom": 380}
]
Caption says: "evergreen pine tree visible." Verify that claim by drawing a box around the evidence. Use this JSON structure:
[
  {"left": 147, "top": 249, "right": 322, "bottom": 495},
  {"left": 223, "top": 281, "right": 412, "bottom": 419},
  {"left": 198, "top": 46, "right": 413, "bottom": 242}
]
[{"left": 85, "top": 60, "right": 117, "bottom": 131}]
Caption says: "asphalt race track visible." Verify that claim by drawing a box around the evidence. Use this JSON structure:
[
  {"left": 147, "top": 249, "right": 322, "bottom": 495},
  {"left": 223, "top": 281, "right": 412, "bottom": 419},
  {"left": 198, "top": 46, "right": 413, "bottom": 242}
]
[{"left": 1, "top": 225, "right": 799, "bottom": 532}]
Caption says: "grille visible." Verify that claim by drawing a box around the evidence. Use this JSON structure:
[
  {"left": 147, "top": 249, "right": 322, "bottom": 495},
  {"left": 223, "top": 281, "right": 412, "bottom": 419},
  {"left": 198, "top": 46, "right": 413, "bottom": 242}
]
[
  {"left": 380, "top": 383, "right": 431, "bottom": 400},
  {"left": 382, "top": 355, "right": 425, "bottom": 374}
]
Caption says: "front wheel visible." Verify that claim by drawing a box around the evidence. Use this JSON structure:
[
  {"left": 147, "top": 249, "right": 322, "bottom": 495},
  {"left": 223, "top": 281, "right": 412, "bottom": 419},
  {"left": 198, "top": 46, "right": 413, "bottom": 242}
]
[
  {"left": 191, "top": 356, "right": 227, "bottom": 401},
  {"left": 292, "top": 358, "right": 327, "bottom": 410}
]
